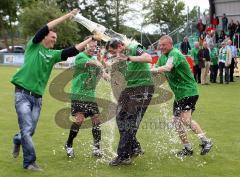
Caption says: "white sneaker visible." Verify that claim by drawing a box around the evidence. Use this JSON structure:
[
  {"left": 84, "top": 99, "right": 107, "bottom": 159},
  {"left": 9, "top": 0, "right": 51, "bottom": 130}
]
[{"left": 65, "top": 144, "right": 75, "bottom": 158}]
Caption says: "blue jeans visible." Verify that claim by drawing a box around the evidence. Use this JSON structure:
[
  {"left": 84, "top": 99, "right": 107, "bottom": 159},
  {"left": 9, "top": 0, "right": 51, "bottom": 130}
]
[{"left": 13, "top": 91, "right": 42, "bottom": 168}]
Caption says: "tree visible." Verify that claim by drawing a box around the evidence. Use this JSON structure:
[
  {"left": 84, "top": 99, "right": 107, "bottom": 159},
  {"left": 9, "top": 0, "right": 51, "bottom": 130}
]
[
  {"left": 110, "top": 0, "right": 138, "bottom": 32},
  {"left": 0, "top": 0, "right": 19, "bottom": 49},
  {"left": 144, "top": 0, "right": 186, "bottom": 34},
  {"left": 77, "top": 0, "right": 137, "bottom": 32},
  {"left": 188, "top": 6, "right": 199, "bottom": 22},
  {"left": 19, "top": 1, "right": 80, "bottom": 48},
  {"left": 56, "top": 0, "right": 79, "bottom": 12},
  {"left": 53, "top": 0, "right": 141, "bottom": 40}
]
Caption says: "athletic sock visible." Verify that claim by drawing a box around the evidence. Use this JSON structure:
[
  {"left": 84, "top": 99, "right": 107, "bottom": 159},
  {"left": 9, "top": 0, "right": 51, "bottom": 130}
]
[
  {"left": 92, "top": 125, "right": 101, "bottom": 148},
  {"left": 66, "top": 123, "right": 80, "bottom": 147},
  {"left": 183, "top": 143, "right": 192, "bottom": 150},
  {"left": 197, "top": 133, "right": 209, "bottom": 143}
]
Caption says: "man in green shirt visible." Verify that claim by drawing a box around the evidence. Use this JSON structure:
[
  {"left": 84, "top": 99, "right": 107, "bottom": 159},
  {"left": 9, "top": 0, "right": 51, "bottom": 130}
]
[
  {"left": 11, "top": 9, "right": 101, "bottom": 171},
  {"left": 64, "top": 38, "right": 104, "bottom": 158},
  {"left": 191, "top": 42, "right": 201, "bottom": 83},
  {"left": 152, "top": 35, "right": 212, "bottom": 157},
  {"left": 209, "top": 43, "right": 219, "bottom": 83},
  {"left": 105, "top": 39, "right": 154, "bottom": 166}
]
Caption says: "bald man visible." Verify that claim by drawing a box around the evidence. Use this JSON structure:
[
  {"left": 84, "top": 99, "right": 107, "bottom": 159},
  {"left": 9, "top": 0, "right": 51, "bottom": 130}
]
[{"left": 152, "top": 35, "right": 212, "bottom": 157}]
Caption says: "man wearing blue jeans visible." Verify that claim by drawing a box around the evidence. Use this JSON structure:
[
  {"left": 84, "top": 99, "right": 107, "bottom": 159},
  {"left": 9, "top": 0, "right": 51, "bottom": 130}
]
[{"left": 11, "top": 9, "right": 101, "bottom": 171}]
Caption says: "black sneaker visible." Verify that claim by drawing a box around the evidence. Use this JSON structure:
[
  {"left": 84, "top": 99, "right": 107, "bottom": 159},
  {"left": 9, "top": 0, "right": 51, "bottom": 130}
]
[
  {"left": 177, "top": 147, "right": 193, "bottom": 157},
  {"left": 109, "top": 156, "right": 132, "bottom": 166},
  {"left": 12, "top": 143, "right": 20, "bottom": 158},
  {"left": 200, "top": 141, "right": 213, "bottom": 155},
  {"left": 131, "top": 147, "right": 144, "bottom": 157},
  {"left": 25, "top": 163, "right": 43, "bottom": 172}
]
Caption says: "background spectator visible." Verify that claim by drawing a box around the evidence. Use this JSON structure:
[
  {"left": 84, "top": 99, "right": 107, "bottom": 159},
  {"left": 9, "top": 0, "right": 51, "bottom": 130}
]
[
  {"left": 197, "top": 19, "right": 206, "bottom": 37},
  {"left": 198, "top": 42, "right": 211, "bottom": 85},
  {"left": 219, "top": 30, "right": 226, "bottom": 43},
  {"left": 199, "top": 34, "right": 205, "bottom": 47},
  {"left": 227, "top": 39, "right": 238, "bottom": 82},
  {"left": 205, "top": 30, "right": 215, "bottom": 47},
  {"left": 191, "top": 42, "right": 201, "bottom": 83},
  {"left": 180, "top": 36, "right": 191, "bottom": 55},
  {"left": 222, "top": 13, "right": 228, "bottom": 32},
  {"left": 218, "top": 42, "right": 231, "bottom": 84},
  {"left": 235, "top": 20, "right": 240, "bottom": 33},
  {"left": 228, "top": 19, "right": 236, "bottom": 40},
  {"left": 211, "top": 14, "right": 219, "bottom": 28},
  {"left": 209, "top": 43, "right": 219, "bottom": 83}
]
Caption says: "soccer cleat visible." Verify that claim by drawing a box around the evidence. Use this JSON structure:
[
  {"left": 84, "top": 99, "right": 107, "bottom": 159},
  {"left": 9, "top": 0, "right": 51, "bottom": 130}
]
[
  {"left": 200, "top": 141, "right": 213, "bottom": 155},
  {"left": 109, "top": 156, "right": 132, "bottom": 166},
  {"left": 92, "top": 145, "right": 103, "bottom": 157},
  {"left": 176, "top": 147, "right": 193, "bottom": 157},
  {"left": 25, "top": 163, "right": 43, "bottom": 172},
  {"left": 12, "top": 143, "right": 20, "bottom": 158},
  {"left": 65, "top": 144, "right": 75, "bottom": 158}
]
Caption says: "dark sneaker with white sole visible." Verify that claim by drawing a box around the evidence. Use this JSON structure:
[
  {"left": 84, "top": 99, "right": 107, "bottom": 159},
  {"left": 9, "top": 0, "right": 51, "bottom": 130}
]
[
  {"left": 109, "top": 156, "right": 132, "bottom": 166},
  {"left": 25, "top": 163, "right": 43, "bottom": 172},
  {"left": 177, "top": 147, "right": 193, "bottom": 157},
  {"left": 200, "top": 141, "right": 213, "bottom": 155},
  {"left": 12, "top": 143, "right": 20, "bottom": 158}
]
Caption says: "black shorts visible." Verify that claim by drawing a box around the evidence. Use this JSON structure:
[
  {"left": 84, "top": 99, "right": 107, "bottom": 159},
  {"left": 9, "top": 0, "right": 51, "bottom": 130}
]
[
  {"left": 71, "top": 100, "right": 99, "bottom": 117},
  {"left": 173, "top": 95, "right": 199, "bottom": 117}
]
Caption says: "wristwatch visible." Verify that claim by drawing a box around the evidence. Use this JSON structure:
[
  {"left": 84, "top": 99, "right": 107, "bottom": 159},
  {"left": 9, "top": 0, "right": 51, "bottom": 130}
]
[{"left": 127, "top": 57, "right": 130, "bottom": 61}]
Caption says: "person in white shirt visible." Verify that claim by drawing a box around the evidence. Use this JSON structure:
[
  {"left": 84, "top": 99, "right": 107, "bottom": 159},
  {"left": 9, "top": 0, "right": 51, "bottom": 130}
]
[
  {"left": 227, "top": 39, "right": 238, "bottom": 82},
  {"left": 218, "top": 42, "right": 232, "bottom": 84}
]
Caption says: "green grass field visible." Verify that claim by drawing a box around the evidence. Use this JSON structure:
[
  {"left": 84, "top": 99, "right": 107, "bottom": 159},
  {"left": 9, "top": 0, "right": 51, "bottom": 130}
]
[{"left": 0, "top": 65, "right": 240, "bottom": 177}]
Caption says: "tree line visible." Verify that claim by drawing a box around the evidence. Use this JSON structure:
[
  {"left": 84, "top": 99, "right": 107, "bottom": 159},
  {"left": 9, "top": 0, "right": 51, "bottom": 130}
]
[{"left": 0, "top": 0, "right": 199, "bottom": 49}]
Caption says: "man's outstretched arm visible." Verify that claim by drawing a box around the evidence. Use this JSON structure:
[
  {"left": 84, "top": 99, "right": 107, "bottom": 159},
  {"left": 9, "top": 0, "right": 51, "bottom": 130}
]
[{"left": 33, "top": 9, "right": 79, "bottom": 44}]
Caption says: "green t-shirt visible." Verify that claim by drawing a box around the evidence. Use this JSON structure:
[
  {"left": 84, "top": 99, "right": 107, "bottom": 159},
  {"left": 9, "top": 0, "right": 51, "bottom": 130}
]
[
  {"left": 11, "top": 38, "right": 62, "bottom": 95},
  {"left": 191, "top": 47, "right": 199, "bottom": 65},
  {"left": 71, "top": 52, "right": 101, "bottom": 102},
  {"left": 155, "top": 48, "right": 198, "bottom": 101},
  {"left": 125, "top": 44, "right": 153, "bottom": 88},
  {"left": 210, "top": 47, "right": 218, "bottom": 65}
]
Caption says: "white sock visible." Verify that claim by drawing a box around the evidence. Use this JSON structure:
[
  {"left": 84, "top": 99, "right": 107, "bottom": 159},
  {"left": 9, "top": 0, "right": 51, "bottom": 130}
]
[
  {"left": 183, "top": 143, "right": 192, "bottom": 150},
  {"left": 198, "top": 133, "right": 208, "bottom": 143}
]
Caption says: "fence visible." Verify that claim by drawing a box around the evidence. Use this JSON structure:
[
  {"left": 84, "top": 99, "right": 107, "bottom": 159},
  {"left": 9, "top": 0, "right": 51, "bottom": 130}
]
[
  {"left": 0, "top": 53, "right": 24, "bottom": 65},
  {"left": 0, "top": 53, "right": 75, "bottom": 68}
]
